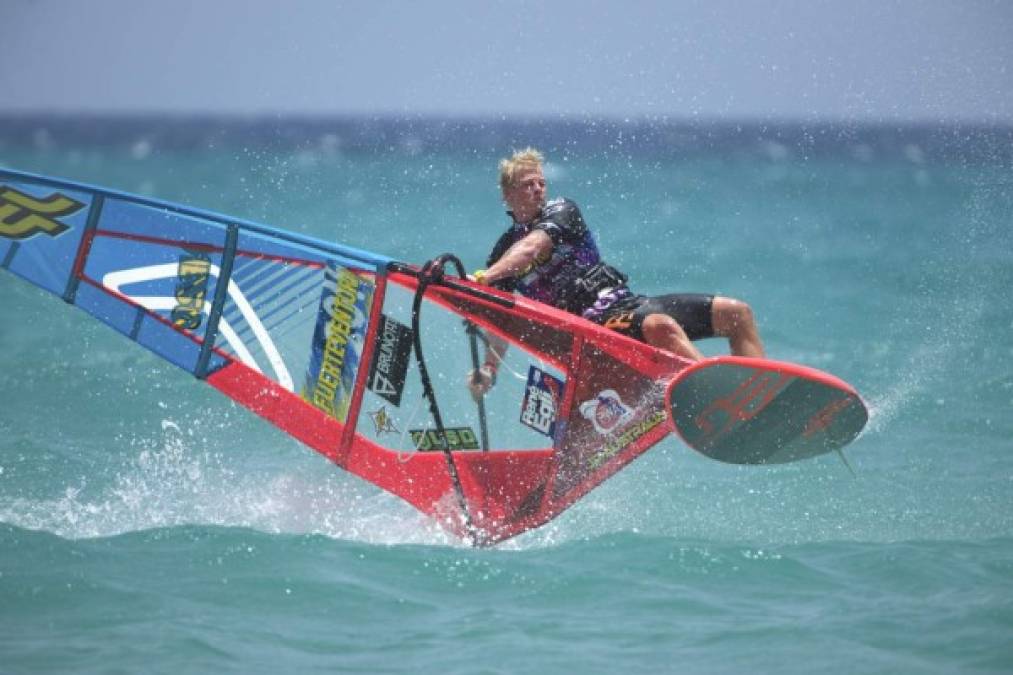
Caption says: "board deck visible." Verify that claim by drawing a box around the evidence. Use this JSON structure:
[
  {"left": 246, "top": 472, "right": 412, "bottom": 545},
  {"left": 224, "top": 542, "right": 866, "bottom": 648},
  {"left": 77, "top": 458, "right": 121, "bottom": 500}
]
[{"left": 666, "top": 356, "right": 868, "bottom": 464}]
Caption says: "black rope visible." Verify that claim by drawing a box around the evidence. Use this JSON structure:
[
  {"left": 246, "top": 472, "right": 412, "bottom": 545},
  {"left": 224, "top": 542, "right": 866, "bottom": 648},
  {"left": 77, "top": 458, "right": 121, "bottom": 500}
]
[{"left": 411, "top": 253, "right": 479, "bottom": 543}]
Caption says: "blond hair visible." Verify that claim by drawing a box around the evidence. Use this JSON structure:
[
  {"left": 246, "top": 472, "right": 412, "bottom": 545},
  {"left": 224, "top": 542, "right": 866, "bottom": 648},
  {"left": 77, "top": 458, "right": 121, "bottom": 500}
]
[{"left": 498, "top": 147, "right": 544, "bottom": 194}]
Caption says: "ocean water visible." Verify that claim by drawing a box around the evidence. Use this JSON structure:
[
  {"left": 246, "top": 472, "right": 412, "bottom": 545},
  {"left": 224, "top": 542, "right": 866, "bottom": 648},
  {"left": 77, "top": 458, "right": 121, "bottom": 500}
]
[{"left": 1, "top": 117, "right": 1011, "bottom": 673}]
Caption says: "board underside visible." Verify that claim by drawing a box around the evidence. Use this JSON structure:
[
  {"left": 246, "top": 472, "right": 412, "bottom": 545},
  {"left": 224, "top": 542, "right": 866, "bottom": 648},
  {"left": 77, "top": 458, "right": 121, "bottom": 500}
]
[{"left": 667, "top": 358, "right": 868, "bottom": 464}]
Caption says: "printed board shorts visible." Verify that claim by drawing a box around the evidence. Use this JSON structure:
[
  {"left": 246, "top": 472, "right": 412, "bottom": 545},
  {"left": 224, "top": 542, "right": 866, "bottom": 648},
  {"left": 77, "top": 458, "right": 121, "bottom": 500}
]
[{"left": 598, "top": 293, "right": 715, "bottom": 342}]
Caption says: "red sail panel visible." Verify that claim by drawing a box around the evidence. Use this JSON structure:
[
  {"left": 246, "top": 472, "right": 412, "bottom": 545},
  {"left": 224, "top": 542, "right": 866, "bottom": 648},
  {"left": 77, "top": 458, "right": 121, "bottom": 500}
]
[{"left": 208, "top": 270, "right": 691, "bottom": 545}]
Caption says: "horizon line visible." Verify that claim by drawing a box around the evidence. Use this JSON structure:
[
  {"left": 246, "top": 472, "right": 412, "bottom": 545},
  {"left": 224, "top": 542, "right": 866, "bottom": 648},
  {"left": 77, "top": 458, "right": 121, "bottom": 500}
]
[{"left": 2, "top": 110, "right": 1012, "bottom": 130}]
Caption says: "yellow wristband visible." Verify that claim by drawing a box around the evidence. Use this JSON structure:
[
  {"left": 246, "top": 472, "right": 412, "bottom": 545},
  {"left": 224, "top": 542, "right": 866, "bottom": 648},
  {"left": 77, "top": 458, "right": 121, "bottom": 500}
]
[{"left": 473, "top": 269, "right": 488, "bottom": 285}]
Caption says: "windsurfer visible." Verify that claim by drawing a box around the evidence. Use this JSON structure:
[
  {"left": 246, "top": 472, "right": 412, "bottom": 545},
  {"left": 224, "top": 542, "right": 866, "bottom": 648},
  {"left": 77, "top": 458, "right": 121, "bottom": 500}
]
[{"left": 468, "top": 148, "right": 764, "bottom": 400}]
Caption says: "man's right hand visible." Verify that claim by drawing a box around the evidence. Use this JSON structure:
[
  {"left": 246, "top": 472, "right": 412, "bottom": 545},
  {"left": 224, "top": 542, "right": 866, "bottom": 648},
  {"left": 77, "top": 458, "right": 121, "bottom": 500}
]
[{"left": 467, "top": 364, "right": 497, "bottom": 401}]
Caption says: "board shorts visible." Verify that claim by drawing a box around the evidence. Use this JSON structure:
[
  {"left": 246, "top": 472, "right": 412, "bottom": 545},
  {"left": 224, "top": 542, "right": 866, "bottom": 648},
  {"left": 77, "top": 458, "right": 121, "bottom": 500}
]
[{"left": 597, "top": 293, "right": 715, "bottom": 342}]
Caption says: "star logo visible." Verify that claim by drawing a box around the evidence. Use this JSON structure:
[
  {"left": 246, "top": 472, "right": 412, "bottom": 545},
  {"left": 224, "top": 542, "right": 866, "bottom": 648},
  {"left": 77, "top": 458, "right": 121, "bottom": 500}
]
[{"left": 369, "top": 406, "right": 399, "bottom": 435}]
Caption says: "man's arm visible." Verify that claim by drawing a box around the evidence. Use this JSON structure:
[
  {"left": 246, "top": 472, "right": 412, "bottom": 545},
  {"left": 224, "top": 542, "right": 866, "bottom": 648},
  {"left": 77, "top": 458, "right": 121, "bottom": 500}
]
[
  {"left": 467, "top": 230, "right": 551, "bottom": 400},
  {"left": 480, "top": 229, "right": 553, "bottom": 285},
  {"left": 467, "top": 332, "right": 509, "bottom": 401}
]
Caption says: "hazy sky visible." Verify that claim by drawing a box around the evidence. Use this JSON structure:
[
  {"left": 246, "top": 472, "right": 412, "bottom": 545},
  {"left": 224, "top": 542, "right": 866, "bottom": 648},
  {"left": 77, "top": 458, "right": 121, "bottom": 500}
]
[{"left": 4, "top": 0, "right": 1012, "bottom": 122}]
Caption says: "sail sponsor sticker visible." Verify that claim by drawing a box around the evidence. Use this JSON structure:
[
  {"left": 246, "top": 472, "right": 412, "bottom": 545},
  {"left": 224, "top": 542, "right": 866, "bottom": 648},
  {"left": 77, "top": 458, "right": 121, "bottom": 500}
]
[
  {"left": 410, "top": 427, "right": 480, "bottom": 451},
  {"left": 303, "top": 263, "right": 374, "bottom": 422},
  {"left": 368, "top": 405, "right": 400, "bottom": 435},
  {"left": 0, "top": 185, "right": 83, "bottom": 240},
  {"left": 367, "top": 314, "right": 412, "bottom": 406},
  {"left": 170, "top": 252, "right": 211, "bottom": 330},
  {"left": 579, "top": 389, "right": 634, "bottom": 435},
  {"left": 520, "top": 365, "right": 564, "bottom": 437},
  {"left": 587, "top": 410, "right": 666, "bottom": 470}
]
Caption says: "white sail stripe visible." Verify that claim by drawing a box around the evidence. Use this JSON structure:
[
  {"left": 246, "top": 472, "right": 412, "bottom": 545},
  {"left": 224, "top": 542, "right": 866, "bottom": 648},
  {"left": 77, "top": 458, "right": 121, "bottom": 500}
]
[
  {"left": 122, "top": 296, "right": 262, "bottom": 375},
  {"left": 102, "top": 263, "right": 294, "bottom": 391}
]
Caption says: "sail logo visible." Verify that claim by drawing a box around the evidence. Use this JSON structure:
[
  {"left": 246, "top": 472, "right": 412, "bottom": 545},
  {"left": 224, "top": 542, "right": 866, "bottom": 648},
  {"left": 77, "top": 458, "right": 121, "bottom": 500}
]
[
  {"left": 0, "top": 185, "right": 84, "bottom": 240},
  {"left": 369, "top": 406, "right": 400, "bottom": 435},
  {"left": 520, "top": 366, "right": 564, "bottom": 437},
  {"left": 367, "top": 314, "right": 412, "bottom": 406},
  {"left": 304, "top": 265, "right": 374, "bottom": 421},
  {"left": 587, "top": 409, "right": 666, "bottom": 470},
  {"left": 410, "top": 427, "right": 480, "bottom": 451},
  {"left": 170, "top": 252, "right": 211, "bottom": 330},
  {"left": 579, "top": 389, "right": 634, "bottom": 435}
]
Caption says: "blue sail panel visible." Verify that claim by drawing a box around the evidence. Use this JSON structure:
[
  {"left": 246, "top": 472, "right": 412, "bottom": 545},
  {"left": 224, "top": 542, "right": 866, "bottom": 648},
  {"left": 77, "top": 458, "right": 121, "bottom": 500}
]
[
  {"left": 0, "top": 180, "right": 92, "bottom": 296},
  {"left": 79, "top": 198, "right": 232, "bottom": 373},
  {"left": 74, "top": 278, "right": 226, "bottom": 374},
  {"left": 206, "top": 238, "right": 329, "bottom": 392},
  {"left": 134, "top": 310, "right": 228, "bottom": 374},
  {"left": 195, "top": 224, "right": 383, "bottom": 420},
  {"left": 205, "top": 231, "right": 320, "bottom": 389},
  {"left": 0, "top": 167, "right": 389, "bottom": 426},
  {"left": 73, "top": 280, "right": 144, "bottom": 337},
  {"left": 236, "top": 227, "right": 383, "bottom": 272},
  {"left": 97, "top": 196, "right": 234, "bottom": 249}
]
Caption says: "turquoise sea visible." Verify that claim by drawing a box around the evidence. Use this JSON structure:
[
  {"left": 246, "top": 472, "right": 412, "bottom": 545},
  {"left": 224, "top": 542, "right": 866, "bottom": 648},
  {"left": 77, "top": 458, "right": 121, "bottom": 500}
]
[{"left": 1, "top": 117, "right": 1011, "bottom": 673}]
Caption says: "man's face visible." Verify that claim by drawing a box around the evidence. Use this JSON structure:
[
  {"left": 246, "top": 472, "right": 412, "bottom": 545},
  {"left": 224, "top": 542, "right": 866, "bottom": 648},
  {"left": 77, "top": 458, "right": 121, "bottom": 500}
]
[{"left": 504, "top": 166, "right": 546, "bottom": 221}]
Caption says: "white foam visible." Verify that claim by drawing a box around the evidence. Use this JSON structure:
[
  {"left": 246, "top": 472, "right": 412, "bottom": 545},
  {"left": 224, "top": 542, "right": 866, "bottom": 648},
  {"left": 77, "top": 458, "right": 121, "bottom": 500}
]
[{"left": 0, "top": 419, "right": 460, "bottom": 547}]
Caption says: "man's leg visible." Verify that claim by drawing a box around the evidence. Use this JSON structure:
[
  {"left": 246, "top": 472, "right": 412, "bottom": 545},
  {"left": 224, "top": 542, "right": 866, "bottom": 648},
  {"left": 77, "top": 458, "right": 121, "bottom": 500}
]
[
  {"left": 711, "top": 296, "right": 764, "bottom": 357},
  {"left": 641, "top": 313, "right": 704, "bottom": 361}
]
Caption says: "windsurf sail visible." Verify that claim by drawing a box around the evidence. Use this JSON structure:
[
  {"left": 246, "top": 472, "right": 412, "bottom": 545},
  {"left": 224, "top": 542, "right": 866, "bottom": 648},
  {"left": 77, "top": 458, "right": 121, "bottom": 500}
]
[
  {"left": 0, "top": 168, "right": 867, "bottom": 545},
  {"left": 0, "top": 168, "right": 693, "bottom": 544}
]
